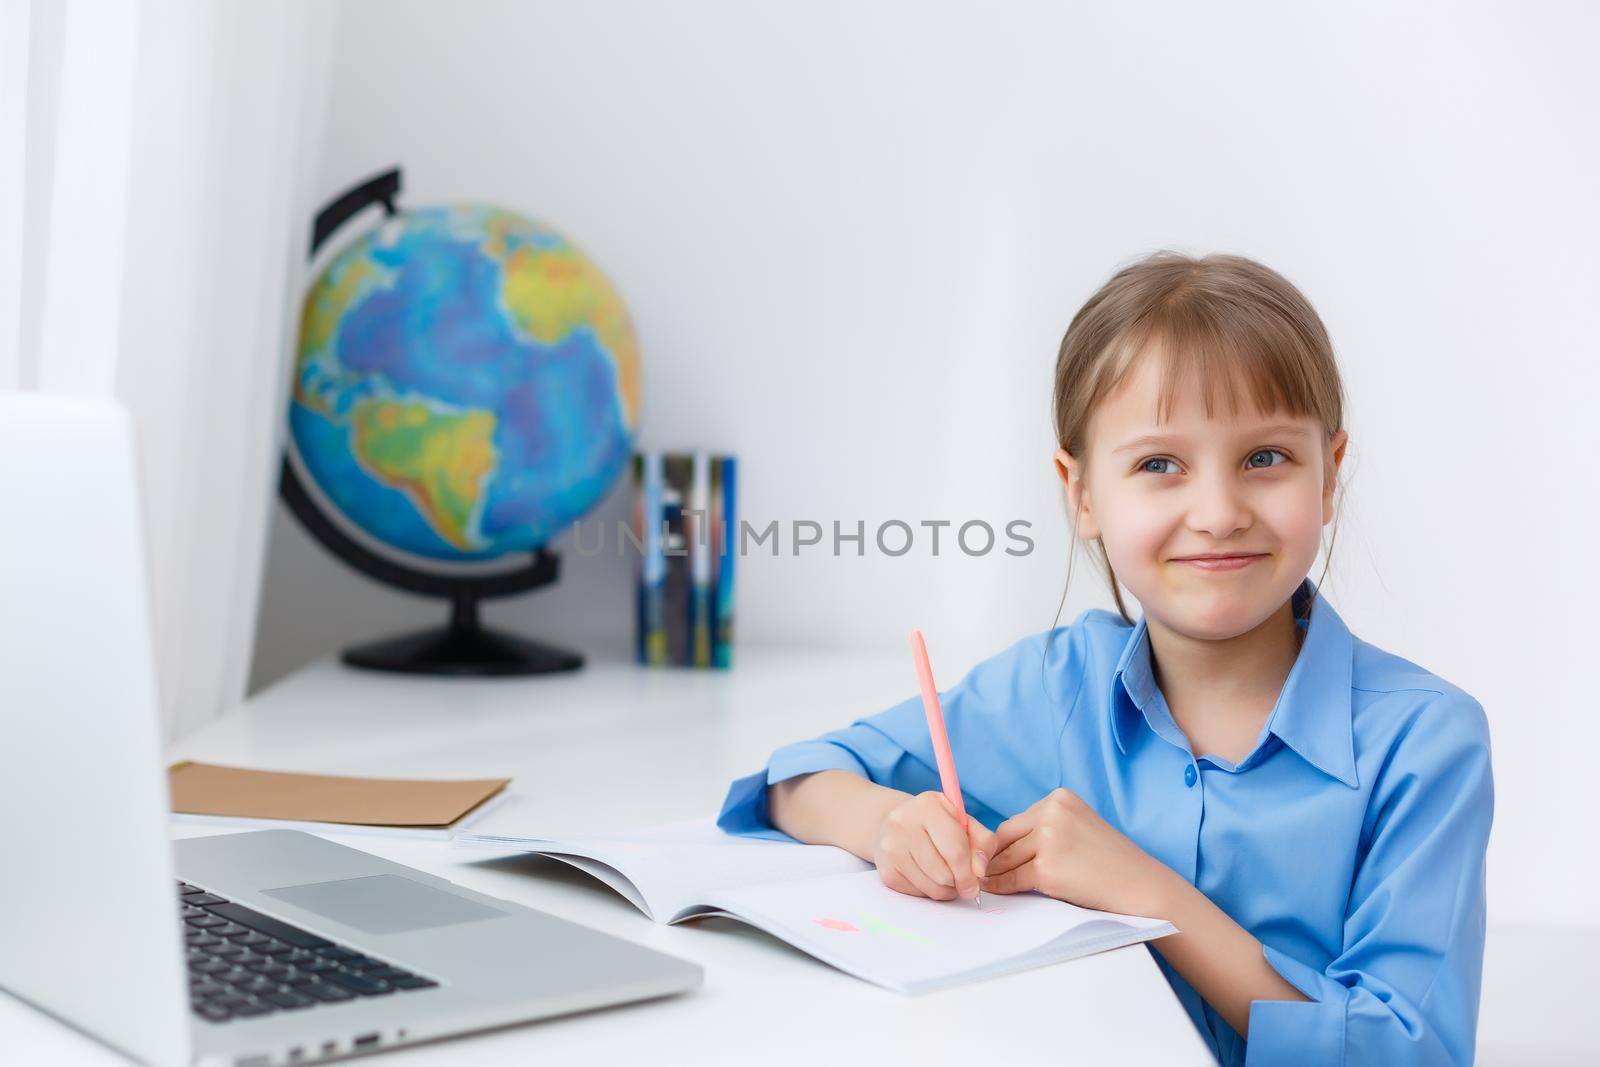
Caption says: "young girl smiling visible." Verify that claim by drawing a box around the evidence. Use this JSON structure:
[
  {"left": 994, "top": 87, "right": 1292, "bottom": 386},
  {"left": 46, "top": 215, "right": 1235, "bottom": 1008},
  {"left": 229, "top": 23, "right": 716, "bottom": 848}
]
[{"left": 718, "top": 252, "right": 1493, "bottom": 1065}]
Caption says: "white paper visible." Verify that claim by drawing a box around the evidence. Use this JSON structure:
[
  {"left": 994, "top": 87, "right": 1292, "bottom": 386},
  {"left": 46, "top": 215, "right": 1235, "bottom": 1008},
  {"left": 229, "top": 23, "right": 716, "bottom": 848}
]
[
  {"left": 456, "top": 817, "right": 871, "bottom": 920},
  {"left": 701, "top": 868, "right": 1176, "bottom": 994},
  {"left": 454, "top": 817, "right": 1176, "bottom": 994}
]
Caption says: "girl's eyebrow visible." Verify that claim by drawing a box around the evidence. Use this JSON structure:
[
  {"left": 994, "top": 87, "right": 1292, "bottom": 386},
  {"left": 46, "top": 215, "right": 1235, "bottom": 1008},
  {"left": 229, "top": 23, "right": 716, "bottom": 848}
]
[{"left": 1112, "top": 424, "right": 1310, "bottom": 455}]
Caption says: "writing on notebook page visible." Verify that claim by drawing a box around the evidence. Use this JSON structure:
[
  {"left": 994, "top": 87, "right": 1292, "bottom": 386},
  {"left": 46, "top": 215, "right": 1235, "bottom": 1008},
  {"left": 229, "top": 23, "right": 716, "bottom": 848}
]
[
  {"left": 811, "top": 897, "right": 1013, "bottom": 945},
  {"left": 812, "top": 912, "right": 931, "bottom": 946}
]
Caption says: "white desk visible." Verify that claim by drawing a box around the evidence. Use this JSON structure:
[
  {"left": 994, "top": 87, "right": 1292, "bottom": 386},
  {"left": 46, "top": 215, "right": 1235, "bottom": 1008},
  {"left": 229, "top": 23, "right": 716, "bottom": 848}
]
[
  {"left": 6, "top": 650, "right": 1591, "bottom": 1063},
  {"left": 2, "top": 649, "right": 1213, "bottom": 1064}
]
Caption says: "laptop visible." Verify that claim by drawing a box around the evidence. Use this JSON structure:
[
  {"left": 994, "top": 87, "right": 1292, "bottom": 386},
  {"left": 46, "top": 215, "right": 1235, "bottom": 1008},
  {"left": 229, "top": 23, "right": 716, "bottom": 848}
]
[{"left": 0, "top": 392, "right": 703, "bottom": 1065}]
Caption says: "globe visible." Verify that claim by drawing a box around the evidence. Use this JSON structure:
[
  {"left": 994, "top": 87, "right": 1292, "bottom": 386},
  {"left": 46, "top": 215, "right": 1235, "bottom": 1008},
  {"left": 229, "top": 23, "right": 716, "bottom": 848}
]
[{"left": 289, "top": 203, "right": 641, "bottom": 564}]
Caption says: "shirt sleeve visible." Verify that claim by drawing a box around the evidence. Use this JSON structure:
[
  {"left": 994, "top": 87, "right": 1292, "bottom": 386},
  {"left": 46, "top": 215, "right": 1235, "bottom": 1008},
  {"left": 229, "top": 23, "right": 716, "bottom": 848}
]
[
  {"left": 1246, "top": 693, "right": 1494, "bottom": 1066},
  {"left": 716, "top": 619, "right": 1094, "bottom": 842}
]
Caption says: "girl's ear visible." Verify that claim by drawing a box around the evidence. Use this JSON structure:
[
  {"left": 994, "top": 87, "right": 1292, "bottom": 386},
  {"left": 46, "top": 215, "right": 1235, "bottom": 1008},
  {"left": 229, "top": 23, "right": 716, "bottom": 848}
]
[
  {"left": 1053, "top": 448, "right": 1101, "bottom": 540},
  {"left": 1322, "top": 430, "right": 1349, "bottom": 525}
]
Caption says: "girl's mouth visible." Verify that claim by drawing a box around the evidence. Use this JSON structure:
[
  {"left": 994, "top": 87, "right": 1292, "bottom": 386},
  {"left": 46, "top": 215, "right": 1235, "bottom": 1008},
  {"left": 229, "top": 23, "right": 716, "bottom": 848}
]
[{"left": 1172, "top": 554, "right": 1266, "bottom": 572}]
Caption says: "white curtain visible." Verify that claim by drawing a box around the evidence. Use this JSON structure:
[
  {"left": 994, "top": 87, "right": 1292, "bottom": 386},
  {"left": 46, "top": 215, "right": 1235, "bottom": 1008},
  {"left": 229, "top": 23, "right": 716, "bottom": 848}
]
[
  {"left": 1, "top": 0, "right": 27, "bottom": 387},
  {"left": 4, "top": 0, "right": 333, "bottom": 739}
]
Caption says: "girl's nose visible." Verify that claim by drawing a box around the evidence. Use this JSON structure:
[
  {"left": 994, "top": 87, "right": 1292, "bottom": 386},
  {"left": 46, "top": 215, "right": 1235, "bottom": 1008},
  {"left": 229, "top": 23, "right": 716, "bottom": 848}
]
[{"left": 1186, "top": 470, "right": 1251, "bottom": 538}]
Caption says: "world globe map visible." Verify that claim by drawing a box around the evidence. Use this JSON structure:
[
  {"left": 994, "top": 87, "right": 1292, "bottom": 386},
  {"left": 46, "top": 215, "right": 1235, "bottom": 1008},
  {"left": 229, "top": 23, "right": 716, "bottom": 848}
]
[{"left": 290, "top": 204, "right": 641, "bottom": 562}]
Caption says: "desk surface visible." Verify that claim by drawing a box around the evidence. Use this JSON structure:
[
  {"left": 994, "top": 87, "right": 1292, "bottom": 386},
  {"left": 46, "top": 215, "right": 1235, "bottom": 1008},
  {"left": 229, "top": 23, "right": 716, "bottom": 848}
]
[
  {"left": 6, "top": 650, "right": 1594, "bottom": 1064},
  {"left": 7, "top": 648, "right": 1214, "bottom": 1065}
]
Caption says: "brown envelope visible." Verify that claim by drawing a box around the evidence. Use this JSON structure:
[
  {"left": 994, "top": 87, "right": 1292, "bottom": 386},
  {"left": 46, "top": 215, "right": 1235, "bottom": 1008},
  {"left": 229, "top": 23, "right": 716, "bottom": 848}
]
[{"left": 168, "top": 761, "right": 510, "bottom": 828}]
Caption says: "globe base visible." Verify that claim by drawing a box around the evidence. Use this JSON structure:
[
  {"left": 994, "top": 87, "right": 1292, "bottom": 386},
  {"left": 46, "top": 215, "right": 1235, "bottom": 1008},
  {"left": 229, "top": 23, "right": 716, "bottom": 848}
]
[{"left": 341, "top": 622, "right": 583, "bottom": 677}]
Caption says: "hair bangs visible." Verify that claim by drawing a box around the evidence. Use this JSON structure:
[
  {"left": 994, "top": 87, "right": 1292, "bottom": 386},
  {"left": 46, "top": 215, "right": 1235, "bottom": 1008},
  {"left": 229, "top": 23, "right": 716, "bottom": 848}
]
[{"left": 1100, "top": 300, "right": 1323, "bottom": 429}]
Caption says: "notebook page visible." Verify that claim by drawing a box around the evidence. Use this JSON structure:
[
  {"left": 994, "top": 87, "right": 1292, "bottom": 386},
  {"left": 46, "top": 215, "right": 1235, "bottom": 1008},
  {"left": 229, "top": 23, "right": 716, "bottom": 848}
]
[
  {"left": 698, "top": 868, "right": 1175, "bottom": 994},
  {"left": 456, "top": 818, "right": 871, "bottom": 920}
]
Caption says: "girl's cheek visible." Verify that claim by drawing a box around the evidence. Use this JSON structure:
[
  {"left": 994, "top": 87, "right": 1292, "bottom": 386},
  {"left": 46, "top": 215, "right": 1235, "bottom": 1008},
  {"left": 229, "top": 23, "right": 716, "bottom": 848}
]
[
  {"left": 1098, "top": 508, "right": 1174, "bottom": 572},
  {"left": 1266, "top": 484, "right": 1326, "bottom": 545}
]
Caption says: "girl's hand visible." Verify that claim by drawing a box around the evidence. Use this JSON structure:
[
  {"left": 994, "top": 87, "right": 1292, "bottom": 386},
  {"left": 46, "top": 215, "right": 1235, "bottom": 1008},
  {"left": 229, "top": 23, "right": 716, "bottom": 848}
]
[
  {"left": 872, "top": 791, "right": 999, "bottom": 901},
  {"left": 981, "top": 788, "right": 1176, "bottom": 915}
]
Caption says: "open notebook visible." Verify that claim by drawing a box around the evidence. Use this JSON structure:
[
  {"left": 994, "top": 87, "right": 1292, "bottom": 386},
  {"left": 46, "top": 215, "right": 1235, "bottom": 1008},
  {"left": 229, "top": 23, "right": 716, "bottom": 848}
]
[{"left": 456, "top": 818, "right": 1176, "bottom": 994}]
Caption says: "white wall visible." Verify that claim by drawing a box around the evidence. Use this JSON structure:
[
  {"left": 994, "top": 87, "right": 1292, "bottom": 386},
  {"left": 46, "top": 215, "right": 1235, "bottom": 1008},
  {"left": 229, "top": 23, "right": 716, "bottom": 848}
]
[{"left": 252, "top": 0, "right": 1600, "bottom": 928}]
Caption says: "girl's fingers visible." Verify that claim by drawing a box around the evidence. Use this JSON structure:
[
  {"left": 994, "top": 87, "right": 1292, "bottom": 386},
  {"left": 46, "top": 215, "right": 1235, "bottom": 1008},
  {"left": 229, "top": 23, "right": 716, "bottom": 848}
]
[
  {"left": 880, "top": 863, "right": 937, "bottom": 900},
  {"left": 992, "top": 807, "right": 1039, "bottom": 854},
  {"left": 926, "top": 816, "right": 980, "bottom": 899},
  {"left": 897, "top": 851, "right": 955, "bottom": 900},
  {"left": 985, "top": 829, "right": 1038, "bottom": 878},
  {"left": 967, "top": 821, "right": 999, "bottom": 880},
  {"left": 878, "top": 844, "right": 945, "bottom": 900},
  {"left": 981, "top": 858, "right": 1037, "bottom": 895},
  {"left": 905, "top": 829, "right": 958, "bottom": 900}
]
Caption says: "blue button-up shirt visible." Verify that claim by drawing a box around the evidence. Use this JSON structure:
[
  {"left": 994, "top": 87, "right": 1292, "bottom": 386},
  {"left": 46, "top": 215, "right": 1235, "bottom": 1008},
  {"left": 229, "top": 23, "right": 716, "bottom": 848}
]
[{"left": 718, "top": 577, "right": 1493, "bottom": 1065}]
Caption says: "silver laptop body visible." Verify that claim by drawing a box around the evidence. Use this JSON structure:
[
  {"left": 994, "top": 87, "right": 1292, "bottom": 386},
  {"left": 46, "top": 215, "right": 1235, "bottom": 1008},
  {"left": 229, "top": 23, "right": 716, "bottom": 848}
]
[{"left": 0, "top": 392, "right": 702, "bottom": 1066}]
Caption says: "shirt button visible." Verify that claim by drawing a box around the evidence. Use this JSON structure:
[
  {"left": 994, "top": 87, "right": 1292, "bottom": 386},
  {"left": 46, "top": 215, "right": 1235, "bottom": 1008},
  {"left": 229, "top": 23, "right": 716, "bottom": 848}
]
[{"left": 1183, "top": 764, "right": 1198, "bottom": 788}]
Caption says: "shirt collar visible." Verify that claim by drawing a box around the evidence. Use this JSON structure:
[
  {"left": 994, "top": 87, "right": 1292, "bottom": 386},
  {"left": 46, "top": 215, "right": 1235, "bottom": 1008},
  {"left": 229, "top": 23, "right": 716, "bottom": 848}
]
[{"left": 1108, "top": 577, "right": 1359, "bottom": 787}]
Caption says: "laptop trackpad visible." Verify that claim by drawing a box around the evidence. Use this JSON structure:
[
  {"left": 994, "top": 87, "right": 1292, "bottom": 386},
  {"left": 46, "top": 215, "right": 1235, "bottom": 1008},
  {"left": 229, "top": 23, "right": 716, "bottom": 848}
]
[{"left": 262, "top": 874, "right": 508, "bottom": 935}]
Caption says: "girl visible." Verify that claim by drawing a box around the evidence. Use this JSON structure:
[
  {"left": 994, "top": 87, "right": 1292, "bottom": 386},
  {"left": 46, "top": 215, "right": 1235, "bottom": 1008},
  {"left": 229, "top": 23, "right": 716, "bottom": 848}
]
[{"left": 717, "top": 252, "right": 1493, "bottom": 1065}]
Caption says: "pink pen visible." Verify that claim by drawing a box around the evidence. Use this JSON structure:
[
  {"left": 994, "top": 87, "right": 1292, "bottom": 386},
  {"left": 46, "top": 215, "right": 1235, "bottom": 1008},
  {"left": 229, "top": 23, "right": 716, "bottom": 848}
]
[{"left": 909, "top": 629, "right": 981, "bottom": 904}]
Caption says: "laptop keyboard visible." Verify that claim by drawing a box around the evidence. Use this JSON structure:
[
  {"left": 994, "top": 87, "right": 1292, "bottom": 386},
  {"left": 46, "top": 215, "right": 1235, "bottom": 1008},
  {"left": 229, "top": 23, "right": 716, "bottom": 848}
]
[{"left": 180, "top": 881, "right": 438, "bottom": 1023}]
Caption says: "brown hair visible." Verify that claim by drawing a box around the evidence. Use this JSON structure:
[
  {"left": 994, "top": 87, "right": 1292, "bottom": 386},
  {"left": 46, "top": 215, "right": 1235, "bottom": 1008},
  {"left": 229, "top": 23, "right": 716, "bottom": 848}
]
[{"left": 1051, "top": 251, "right": 1348, "bottom": 625}]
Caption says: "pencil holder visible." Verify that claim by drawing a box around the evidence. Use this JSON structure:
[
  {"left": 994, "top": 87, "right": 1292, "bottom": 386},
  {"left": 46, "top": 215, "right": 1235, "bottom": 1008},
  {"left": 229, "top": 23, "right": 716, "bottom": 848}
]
[{"left": 632, "top": 450, "right": 737, "bottom": 668}]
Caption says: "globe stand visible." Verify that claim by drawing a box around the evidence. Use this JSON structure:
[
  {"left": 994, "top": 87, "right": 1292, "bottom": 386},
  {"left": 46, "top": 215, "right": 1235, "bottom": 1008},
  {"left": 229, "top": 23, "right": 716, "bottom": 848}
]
[
  {"left": 280, "top": 166, "right": 587, "bottom": 679},
  {"left": 341, "top": 594, "right": 583, "bottom": 677},
  {"left": 281, "top": 453, "right": 586, "bottom": 677}
]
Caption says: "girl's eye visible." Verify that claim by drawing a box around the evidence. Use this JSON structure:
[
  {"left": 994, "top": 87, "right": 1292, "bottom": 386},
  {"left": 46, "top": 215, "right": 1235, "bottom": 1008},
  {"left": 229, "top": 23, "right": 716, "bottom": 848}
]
[
  {"left": 1246, "top": 448, "right": 1289, "bottom": 469},
  {"left": 1138, "top": 449, "right": 1289, "bottom": 476}
]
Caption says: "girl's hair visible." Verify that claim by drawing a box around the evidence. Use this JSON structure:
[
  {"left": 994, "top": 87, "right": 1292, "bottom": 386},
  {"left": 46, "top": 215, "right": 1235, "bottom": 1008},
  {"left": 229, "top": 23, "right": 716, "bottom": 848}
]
[{"left": 1051, "top": 250, "right": 1348, "bottom": 626}]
